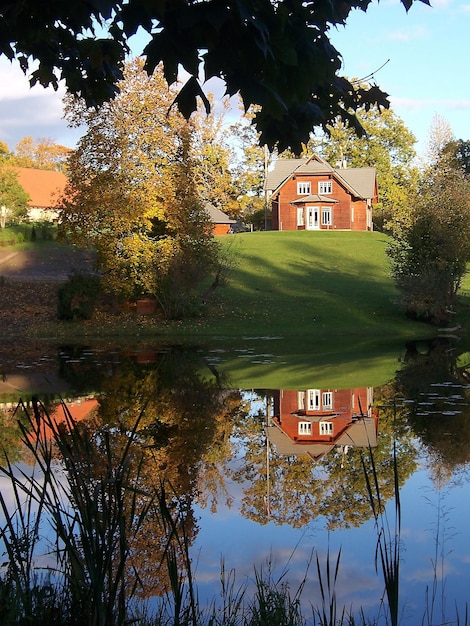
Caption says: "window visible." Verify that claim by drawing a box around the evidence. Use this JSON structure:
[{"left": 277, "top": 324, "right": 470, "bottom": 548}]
[
  {"left": 321, "top": 207, "right": 332, "bottom": 226},
  {"left": 297, "top": 208, "right": 305, "bottom": 226},
  {"left": 307, "top": 389, "right": 320, "bottom": 411},
  {"left": 297, "top": 391, "right": 306, "bottom": 410},
  {"left": 320, "top": 421, "right": 333, "bottom": 436},
  {"left": 318, "top": 181, "right": 332, "bottom": 194},
  {"left": 298, "top": 422, "right": 312, "bottom": 435},
  {"left": 297, "top": 181, "right": 311, "bottom": 195},
  {"left": 322, "top": 392, "right": 333, "bottom": 410}
]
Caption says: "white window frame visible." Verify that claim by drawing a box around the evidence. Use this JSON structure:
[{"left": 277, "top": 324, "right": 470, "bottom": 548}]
[
  {"left": 297, "top": 391, "right": 306, "bottom": 410},
  {"left": 318, "top": 181, "right": 332, "bottom": 194},
  {"left": 319, "top": 421, "right": 334, "bottom": 436},
  {"left": 297, "top": 181, "right": 311, "bottom": 195},
  {"left": 297, "top": 207, "right": 305, "bottom": 226},
  {"left": 298, "top": 421, "right": 312, "bottom": 435},
  {"left": 307, "top": 389, "right": 320, "bottom": 411},
  {"left": 321, "top": 207, "right": 332, "bottom": 226},
  {"left": 322, "top": 392, "right": 333, "bottom": 410}
]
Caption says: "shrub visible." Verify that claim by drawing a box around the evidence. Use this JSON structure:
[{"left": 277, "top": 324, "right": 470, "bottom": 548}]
[
  {"left": 57, "top": 272, "right": 101, "bottom": 320},
  {"left": 388, "top": 168, "right": 470, "bottom": 326}
]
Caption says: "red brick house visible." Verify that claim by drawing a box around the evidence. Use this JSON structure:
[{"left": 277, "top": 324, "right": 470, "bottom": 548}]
[
  {"left": 266, "top": 154, "right": 378, "bottom": 231},
  {"left": 267, "top": 386, "right": 378, "bottom": 462}
]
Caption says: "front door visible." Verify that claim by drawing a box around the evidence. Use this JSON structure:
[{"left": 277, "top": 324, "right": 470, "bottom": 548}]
[{"left": 306, "top": 206, "right": 319, "bottom": 230}]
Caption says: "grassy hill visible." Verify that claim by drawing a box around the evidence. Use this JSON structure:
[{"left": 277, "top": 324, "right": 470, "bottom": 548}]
[
  {"left": 174, "top": 230, "right": 438, "bottom": 388},
  {"left": 190, "top": 230, "right": 434, "bottom": 341},
  {"left": 2, "top": 229, "right": 441, "bottom": 389}
]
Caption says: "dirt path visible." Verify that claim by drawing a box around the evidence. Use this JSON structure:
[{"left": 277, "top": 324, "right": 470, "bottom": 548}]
[
  {"left": 0, "top": 247, "right": 95, "bottom": 281},
  {"left": 0, "top": 248, "right": 97, "bottom": 370}
]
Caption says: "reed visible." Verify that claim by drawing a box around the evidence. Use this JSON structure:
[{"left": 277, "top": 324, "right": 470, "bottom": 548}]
[
  {"left": 361, "top": 440, "right": 401, "bottom": 626},
  {"left": 313, "top": 544, "right": 347, "bottom": 626},
  {"left": 0, "top": 399, "right": 468, "bottom": 626},
  {"left": 0, "top": 398, "right": 155, "bottom": 625}
]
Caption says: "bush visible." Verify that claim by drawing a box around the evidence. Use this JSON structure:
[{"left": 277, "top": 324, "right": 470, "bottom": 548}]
[
  {"left": 388, "top": 167, "right": 470, "bottom": 326},
  {"left": 57, "top": 273, "right": 101, "bottom": 320}
]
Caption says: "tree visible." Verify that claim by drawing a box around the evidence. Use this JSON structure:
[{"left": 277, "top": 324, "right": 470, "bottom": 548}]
[
  {"left": 442, "top": 139, "right": 470, "bottom": 176},
  {"left": 308, "top": 106, "right": 418, "bottom": 233},
  {"left": 387, "top": 163, "right": 470, "bottom": 325},
  {"left": 230, "top": 107, "right": 274, "bottom": 229},
  {"left": 59, "top": 60, "right": 219, "bottom": 318},
  {"left": 13, "top": 136, "right": 72, "bottom": 172},
  {"left": 0, "top": 140, "right": 11, "bottom": 162},
  {"left": 424, "top": 114, "right": 455, "bottom": 167},
  {"left": 0, "top": 166, "right": 30, "bottom": 227},
  {"left": 190, "top": 98, "right": 242, "bottom": 219},
  {"left": 0, "top": 0, "right": 429, "bottom": 152}
]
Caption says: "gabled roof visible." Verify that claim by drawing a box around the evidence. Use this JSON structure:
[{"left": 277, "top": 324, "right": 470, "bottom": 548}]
[
  {"left": 205, "top": 204, "right": 236, "bottom": 225},
  {"left": 265, "top": 154, "right": 331, "bottom": 191},
  {"left": 265, "top": 154, "right": 376, "bottom": 200},
  {"left": 266, "top": 416, "right": 377, "bottom": 459},
  {"left": 336, "top": 168, "right": 377, "bottom": 199},
  {"left": 5, "top": 166, "right": 67, "bottom": 209}
]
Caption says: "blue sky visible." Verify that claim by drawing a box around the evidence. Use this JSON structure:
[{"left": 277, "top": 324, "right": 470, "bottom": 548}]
[
  {"left": 330, "top": 0, "right": 470, "bottom": 156},
  {"left": 0, "top": 0, "right": 468, "bottom": 158}
]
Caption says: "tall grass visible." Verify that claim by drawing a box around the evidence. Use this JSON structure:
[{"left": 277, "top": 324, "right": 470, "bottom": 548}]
[
  {"left": 0, "top": 398, "right": 157, "bottom": 625},
  {"left": 361, "top": 440, "right": 401, "bottom": 626}
]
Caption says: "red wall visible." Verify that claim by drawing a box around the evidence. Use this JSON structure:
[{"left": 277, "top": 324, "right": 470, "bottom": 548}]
[{"left": 272, "top": 174, "right": 370, "bottom": 231}]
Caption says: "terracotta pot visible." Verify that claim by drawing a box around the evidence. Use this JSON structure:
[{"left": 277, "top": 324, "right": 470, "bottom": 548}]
[
  {"left": 136, "top": 298, "right": 157, "bottom": 315},
  {"left": 135, "top": 349, "right": 157, "bottom": 364}
]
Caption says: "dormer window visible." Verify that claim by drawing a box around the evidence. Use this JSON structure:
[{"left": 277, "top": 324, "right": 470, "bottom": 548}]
[
  {"left": 318, "top": 181, "right": 332, "bottom": 194},
  {"left": 297, "top": 181, "right": 311, "bottom": 195}
]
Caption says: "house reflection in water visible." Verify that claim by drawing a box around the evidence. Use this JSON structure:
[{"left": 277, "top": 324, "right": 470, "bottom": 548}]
[{"left": 267, "top": 387, "right": 378, "bottom": 462}]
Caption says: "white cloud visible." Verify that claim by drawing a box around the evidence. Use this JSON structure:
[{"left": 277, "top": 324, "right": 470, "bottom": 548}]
[
  {"left": 391, "top": 96, "right": 470, "bottom": 111},
  {"left": 386, "top": 24, "right": 429, "bottom": 42},
  {"left": 0, "top": 58, "right": 76, "bottom": 148},
  {"left": 0, "top": 57, "right": 66, "bottom": 102}
]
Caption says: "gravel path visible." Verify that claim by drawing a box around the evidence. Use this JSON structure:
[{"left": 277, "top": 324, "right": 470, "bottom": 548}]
[{"left": 0, "top": 247, "right": 96, "bottom": 281}]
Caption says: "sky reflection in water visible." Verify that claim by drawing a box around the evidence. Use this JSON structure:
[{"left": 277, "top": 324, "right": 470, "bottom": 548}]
[{"left": 1, "top": 340, "right": 470, "bottom": 624}]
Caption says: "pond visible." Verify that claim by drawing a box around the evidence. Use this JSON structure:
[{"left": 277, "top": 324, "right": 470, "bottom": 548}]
[{"left": 1, "top": 338, "right": 470, "bottom": 625}]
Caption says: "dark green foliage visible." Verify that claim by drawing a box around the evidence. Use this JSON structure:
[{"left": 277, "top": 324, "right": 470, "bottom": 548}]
[
  {"left": 57, "top": 272, "right": 101, "bottom": 320},
  {"left": 0, "top": 0, "right": 429, "bottom": 152},
  {"left": 388, "top": 168, "right": 470, "bottom": 325},
  {"left": 442, "top": 139, "right": 470, "bottom": 175}
]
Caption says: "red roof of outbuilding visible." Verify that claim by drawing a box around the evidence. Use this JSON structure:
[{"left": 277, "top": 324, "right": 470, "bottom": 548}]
[{"left": 5, "top": 166, "right": 67, "bottom": 208}]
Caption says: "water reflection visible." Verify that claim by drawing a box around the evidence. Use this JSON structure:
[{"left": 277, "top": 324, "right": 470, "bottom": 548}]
[{"left": 1, "top": 340, "right": 470, "bottom": 620}]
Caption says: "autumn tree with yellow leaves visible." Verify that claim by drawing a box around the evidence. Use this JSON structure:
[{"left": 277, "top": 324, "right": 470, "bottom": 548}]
[{"left": 58, "top": 60, "right": 220, "bottom": 318}]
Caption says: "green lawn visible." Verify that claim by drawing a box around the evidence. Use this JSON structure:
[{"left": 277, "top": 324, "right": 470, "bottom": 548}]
[
  {"left": 164, "top": 230, "right": 438, "bottom": 388},
  {"left": 180, "top": 230, "right": 434, "bottom": 342},
  {"left": 7, "top": 229, "right": 440, "bottom": 389}
]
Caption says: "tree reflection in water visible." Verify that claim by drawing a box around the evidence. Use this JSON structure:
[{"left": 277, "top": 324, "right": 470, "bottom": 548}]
[
  {"left": 387, "top": 338, "right": 470, "bottom": 483},
  {"left": 1, "top": 339, "right": 470, "bottom": 612}
]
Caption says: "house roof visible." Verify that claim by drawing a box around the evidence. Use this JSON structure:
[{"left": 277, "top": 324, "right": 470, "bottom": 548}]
[
  {"left": 205, "top": 204, "right": 236, "bottom": 224},
  {"left": 265, "top": 158, "right": 307, "bottom": 191},
  {"left": 265, "top": 155, "right": 376, "bottom": 200},
  {"left": 291, "top": 194, "right": 339, "bottom": 204},
  {"left": 336, "top": 167, "right": 377, "bottom": 199},
  {"left": 5, "top": 166, "right": 67, "bottom": 209},
  {"left": 266, "top": 416, "right": 377, "bottom": 459}
]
